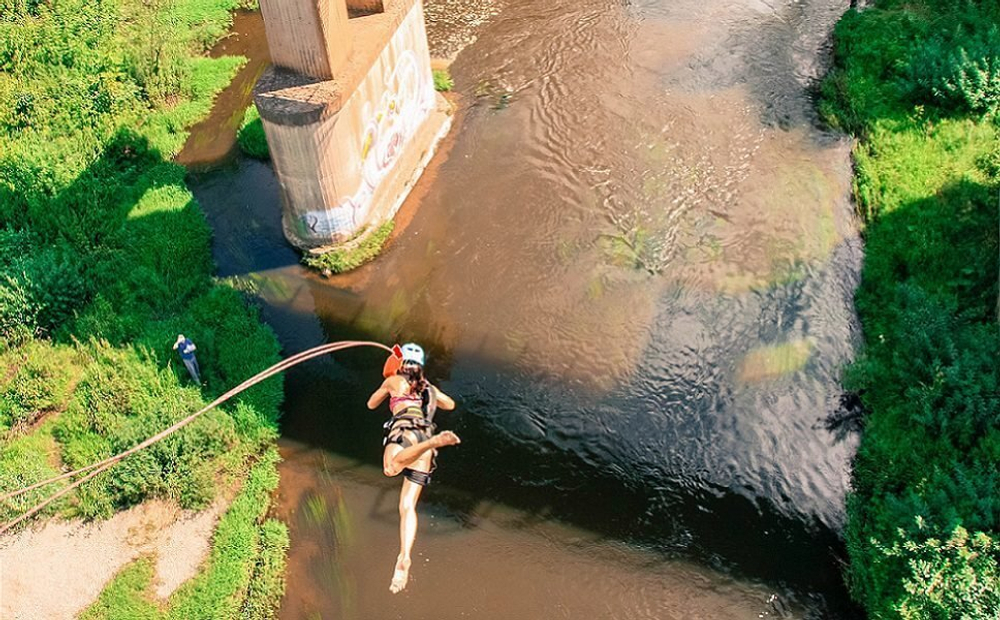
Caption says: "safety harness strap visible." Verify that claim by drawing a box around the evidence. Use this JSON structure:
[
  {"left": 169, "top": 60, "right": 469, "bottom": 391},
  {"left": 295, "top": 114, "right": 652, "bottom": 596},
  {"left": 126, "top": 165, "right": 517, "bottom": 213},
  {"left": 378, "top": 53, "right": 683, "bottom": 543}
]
[{"left": 403, "top": 468, "right": 432, "bottom": 486}]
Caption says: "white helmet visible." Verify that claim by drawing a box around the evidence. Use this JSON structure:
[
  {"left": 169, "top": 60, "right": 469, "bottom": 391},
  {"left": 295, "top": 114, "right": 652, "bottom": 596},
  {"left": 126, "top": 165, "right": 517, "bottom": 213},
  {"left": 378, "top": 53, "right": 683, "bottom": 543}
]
[{"left": 400, "top": 343, "right": 425, "bottom": 366}]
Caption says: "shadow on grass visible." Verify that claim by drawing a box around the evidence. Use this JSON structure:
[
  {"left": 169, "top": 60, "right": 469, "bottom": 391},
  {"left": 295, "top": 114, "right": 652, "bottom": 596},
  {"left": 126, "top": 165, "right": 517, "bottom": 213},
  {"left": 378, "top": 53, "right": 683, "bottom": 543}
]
[
  {"left": 856, "top": 177, "right": 999, "bottom": 330},
  {"left": 2, "top": 125, "right": 285, "bottom": 421}
]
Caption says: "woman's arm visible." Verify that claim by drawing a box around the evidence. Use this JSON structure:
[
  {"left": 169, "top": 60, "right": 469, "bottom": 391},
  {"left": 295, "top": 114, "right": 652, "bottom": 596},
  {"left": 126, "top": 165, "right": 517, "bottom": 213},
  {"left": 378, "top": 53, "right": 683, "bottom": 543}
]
[
  {"left": 432, "top": 386, "right": 456, "bottom": 410},
  {"left": 367, "top": 379, "right": 391, "bottom": 410}
]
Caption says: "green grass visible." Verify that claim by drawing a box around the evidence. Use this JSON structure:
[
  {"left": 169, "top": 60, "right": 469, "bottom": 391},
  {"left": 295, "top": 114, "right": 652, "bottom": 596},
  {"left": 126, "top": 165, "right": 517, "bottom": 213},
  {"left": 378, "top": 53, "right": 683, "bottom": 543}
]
[
  {"left": 237, "top": 104, "right": 269, "bottom": 160},
  {"left": 81, "top": 452, "right": 289, "bottom": 620},
  {"left": 0, "top": 341, "right": 81, "bottom": 433},
  {"left": 80, "top": 557, "right": 161, "bottom": 620},
  {"left": 0, "top": 422, "right": 68, "bottom": 524},
  {"left": 239, "top": 518, "right": 290, "bottom": 619},
  {"left": 821, "top": 0, "right": 1000, "bottom": 616},
  {"left": 303, "top": 220, "right": 394, "bottom": 274},
  {"left": 433, "top": 68, "right": 454, "bottom": 92},
  {"left": 0, "top": 0, "right": 288, "bottom": 612},
  {"left": 166, "top": 450, "right": 284, "bottom": 619}
]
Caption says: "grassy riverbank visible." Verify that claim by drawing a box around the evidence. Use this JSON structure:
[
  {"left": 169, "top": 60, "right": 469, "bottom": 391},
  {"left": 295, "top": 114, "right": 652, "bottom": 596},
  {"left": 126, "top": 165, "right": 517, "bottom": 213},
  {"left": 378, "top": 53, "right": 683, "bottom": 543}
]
[
  {"left": 820, "top": 0, "right": 999, "bottom": 616},
  {"left": 1, "top": 0, "right": 287, "bottom": 616}
]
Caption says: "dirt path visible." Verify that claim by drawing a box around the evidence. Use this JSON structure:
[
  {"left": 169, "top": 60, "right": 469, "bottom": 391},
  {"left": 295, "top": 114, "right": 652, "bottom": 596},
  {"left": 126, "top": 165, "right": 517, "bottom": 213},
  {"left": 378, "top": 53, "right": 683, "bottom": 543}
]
[{"left": 0, "top": 498, "right": 226, "bottom": 619}]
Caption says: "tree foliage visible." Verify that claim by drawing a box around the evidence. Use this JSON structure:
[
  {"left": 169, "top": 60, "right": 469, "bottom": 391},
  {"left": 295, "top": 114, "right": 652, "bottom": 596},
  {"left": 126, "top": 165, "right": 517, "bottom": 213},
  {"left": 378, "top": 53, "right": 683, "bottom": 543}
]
[
  {"left": 885, "top": 524, "right": 1000, "bottom": 620},
  {"left": 821, "top": 0, "right": 1000, "bottom": 616},
  {"left": 0, "top": 0, "right": 282, "bottom": 526}
]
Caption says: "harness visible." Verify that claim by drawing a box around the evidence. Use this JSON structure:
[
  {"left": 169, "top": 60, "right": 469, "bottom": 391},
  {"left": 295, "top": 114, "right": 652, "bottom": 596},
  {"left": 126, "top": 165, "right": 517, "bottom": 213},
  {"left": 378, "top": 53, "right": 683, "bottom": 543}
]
[
  {"left": 383, "top": 407, "right": 436, "bottom": 448},
  {"left": 382, "top": 387, "right": 442, "bottom": 487},
  {"left": 383, "top": 408, "right": 437, "bottom": 486}
]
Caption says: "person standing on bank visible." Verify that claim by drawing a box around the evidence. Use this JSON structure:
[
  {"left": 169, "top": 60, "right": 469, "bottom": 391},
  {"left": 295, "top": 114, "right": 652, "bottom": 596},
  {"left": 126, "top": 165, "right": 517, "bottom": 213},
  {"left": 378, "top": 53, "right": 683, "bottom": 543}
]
[
  {"left": 367, "top": 343, "right": 459, "bottom": 594},
  {"left": 173, "top": 334, "right": 201, "bottom": 384}
]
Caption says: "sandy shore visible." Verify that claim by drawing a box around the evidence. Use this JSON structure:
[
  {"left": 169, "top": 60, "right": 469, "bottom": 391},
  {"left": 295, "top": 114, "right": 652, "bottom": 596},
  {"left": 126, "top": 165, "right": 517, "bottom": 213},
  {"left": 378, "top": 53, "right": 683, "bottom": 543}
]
[{"left": 0, "top": 498, "right": 226, "bottom": 619}]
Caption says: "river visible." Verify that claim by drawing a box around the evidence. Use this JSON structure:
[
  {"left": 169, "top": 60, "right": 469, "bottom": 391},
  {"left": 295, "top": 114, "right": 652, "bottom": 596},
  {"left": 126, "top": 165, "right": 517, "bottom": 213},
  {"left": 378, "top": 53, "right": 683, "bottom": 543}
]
[{"left": 181, "top": 0, "right": 863, "bottom": 616}]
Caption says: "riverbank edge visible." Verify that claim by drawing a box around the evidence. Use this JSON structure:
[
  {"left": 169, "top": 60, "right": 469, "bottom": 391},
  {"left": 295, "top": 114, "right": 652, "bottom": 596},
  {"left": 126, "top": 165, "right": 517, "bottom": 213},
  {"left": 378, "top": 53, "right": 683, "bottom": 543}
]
[
  {"left": 77, "top": 5, "right": 292, "bottom": 617},
  {"left": 0, "top": 1, "right": 290, "bottom": 617},
  {"left": 819, "top": 0, "right": 999, "bottom": 617}
]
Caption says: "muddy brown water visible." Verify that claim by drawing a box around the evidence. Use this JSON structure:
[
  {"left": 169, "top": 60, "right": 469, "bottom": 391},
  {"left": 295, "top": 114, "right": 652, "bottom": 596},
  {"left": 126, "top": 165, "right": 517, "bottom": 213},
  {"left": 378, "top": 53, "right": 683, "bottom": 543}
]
[
  {"left": 176, "top": 9, "right": 271, "bottom": 169},
  {"left": 181, "top": 0, "right": 864, "bottom": 617}
]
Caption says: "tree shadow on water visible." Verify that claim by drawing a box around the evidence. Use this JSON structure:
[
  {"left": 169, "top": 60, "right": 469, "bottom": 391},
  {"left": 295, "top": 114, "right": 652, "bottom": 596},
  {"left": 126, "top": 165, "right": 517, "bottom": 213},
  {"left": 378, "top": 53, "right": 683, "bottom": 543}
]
[{"left": 823, "top": 392, "right": 865, "bottom": 443}]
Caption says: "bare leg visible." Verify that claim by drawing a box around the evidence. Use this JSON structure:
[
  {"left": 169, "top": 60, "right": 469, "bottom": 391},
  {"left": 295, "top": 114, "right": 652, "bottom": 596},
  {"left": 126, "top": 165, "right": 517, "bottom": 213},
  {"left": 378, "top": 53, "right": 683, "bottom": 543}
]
[
  {"left": 390, "top": 478, "right": 423, "bottom": 593},
  {"left": 382, "top": 430, "right": 460, "bottom": 477},
  {"left": 382, "top": 431, "right": 460, "bottom": 593}
]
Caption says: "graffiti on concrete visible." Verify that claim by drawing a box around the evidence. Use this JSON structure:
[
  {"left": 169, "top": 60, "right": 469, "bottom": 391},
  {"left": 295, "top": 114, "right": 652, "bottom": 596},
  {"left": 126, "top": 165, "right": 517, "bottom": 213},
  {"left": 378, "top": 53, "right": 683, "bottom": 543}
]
[{"left": 296, "top": 26, "right": 435, "bottom": 242}]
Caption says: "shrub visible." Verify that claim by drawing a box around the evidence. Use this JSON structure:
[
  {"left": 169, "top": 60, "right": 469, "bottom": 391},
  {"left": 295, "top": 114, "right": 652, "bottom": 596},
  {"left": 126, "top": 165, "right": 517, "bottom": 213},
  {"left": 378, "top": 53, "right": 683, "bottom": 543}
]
[
  {"left": 0, "top": 274, "right": 35, "bottom": 344},
  {"left": 0, "top": 340, "right": 79, "bottom": 430},
  {"left": 121, "top": 0, "right": 192, "bottom": 106},
  {"left": 237, "top": 104, "right": 268, "bottom": 160},
  {"left": 0, "top": 231, "right": 89, "bottom": 340},
  {"left": 884, "top": 524, "right": 1000, "bottom": 619},
  {"left": 303, "top": 220, "right": 394, "bottom": 274},
  {"left": 911, "top": 25, "right": 1000, "bottom": 117},
  {"left": 21, "top": 245, "right": 89, "bottom": 332},
  {"left": 50, "top": 343, "right": 242, "bottom": 517},
  {"left": 822, "top": 1, "right": 1000, "bottom": 615},
  {"left": 977, "top": 145, "right": 1000, "bottom": 181},
  {"left": 433, "top": 68, "right": 454, "bottom": 92},
  {"left": 186, "top": 285, "right": 284, "bottom": 426}
]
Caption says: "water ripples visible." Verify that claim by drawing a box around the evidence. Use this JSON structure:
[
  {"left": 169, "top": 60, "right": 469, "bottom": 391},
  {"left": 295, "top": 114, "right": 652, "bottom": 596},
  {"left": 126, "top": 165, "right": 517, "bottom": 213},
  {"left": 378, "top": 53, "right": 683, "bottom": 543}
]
[{"left": 269, "top": 0, "right": 862, "bottom": 612}]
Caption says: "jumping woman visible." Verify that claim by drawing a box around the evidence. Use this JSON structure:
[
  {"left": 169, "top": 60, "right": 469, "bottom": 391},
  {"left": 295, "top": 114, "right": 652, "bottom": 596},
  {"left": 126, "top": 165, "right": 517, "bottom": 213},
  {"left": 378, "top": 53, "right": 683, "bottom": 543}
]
[{"left": 366, "top": 343, "right": 460, "bottom": 593}]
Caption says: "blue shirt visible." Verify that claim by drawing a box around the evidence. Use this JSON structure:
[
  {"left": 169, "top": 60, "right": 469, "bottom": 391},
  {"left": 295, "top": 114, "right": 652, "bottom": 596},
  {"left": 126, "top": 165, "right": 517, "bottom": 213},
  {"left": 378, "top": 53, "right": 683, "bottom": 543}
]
[{"left": 177, "top": 339, "right": 197, "bottom": 361}]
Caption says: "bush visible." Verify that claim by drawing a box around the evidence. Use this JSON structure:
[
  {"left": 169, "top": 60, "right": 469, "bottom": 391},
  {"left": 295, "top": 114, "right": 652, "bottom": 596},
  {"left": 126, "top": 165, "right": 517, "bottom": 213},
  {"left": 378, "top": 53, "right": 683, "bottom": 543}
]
[
  {"left": 885, "top": 524, "right": 1000, "bottom": 619},
  {"left": 977, "top": 144, "right": 1000, "bottom": 181},
  {"left": 822, "top": 0, "right": 1000, "bottom": 615},
  {"left": 0, "top": 274, "right": 35, "bottom": 344},
  {"left": 121, "top": 0, "right": 192, "bottom": 106},
  {"left": 186, "top": 285, "right": 284, "bottom": 427},
  {"left": 303, "top": 220, "right": 394, "bottom": 274},
  {"left": 910, "top": 24, "right": 1000, "bottom": 117},
  {"left": 0, "top": 340, "right": 79, "bottom": 431},
  {"left": 48, "top": 343, "right": 242, "bottom": 517},
  {"left": 237, "top": 104, "right": 268, "bottom": 160},
  {"left": 0, "top": 231, "right": 89, "bottom": 342},
  {"left": 433, "top": 68, "right": 454, "bottom": 92},
  {"left": 844, "top": 211, "right": 1000, "bottom": 617},
  {"left": 824, "top": 0, "right": 1000, "bottom": 127}
]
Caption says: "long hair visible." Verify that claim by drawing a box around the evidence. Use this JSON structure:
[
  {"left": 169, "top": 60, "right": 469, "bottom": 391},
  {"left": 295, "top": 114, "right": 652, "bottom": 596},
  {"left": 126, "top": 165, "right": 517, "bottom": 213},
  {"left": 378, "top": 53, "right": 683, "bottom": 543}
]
[{"left": 398, "top": 362, "right": 427, "bottom": 396}]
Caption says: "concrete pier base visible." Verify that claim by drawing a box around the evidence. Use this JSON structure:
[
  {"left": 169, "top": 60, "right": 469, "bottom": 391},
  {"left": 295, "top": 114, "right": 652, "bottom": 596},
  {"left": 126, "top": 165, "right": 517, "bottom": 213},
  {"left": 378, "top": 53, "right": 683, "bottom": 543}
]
[
  {"left": 255, "top": 0, "right": 448, "bottom": 251},
  {"left": 304, "top": 91, "right": 452, "bottom": 255}
]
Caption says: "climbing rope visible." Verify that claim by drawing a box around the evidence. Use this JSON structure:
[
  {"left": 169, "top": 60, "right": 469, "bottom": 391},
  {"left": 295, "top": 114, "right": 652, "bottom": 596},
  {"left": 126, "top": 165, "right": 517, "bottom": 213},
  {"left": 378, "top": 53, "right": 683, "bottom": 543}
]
[{"left": 0, "top": 340, "right": 392, "bottom": 536}]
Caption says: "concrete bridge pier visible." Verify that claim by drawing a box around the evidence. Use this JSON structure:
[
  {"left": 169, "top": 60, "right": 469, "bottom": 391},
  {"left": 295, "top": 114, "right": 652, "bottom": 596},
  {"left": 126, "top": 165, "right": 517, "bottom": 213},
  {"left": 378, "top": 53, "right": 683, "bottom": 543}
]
[{"left": 254, "top": 0, "right": 451, "bottom": 251}]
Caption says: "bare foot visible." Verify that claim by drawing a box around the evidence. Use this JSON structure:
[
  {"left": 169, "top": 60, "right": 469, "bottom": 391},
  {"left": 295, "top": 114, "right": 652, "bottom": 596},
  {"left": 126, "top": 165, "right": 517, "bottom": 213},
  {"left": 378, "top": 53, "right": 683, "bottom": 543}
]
[
  {"left": 390, "top": 555, "right": 411, "bottom": 594},
  {"left": 431, "top": 430, "right": 461, "bottom": 448}
]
